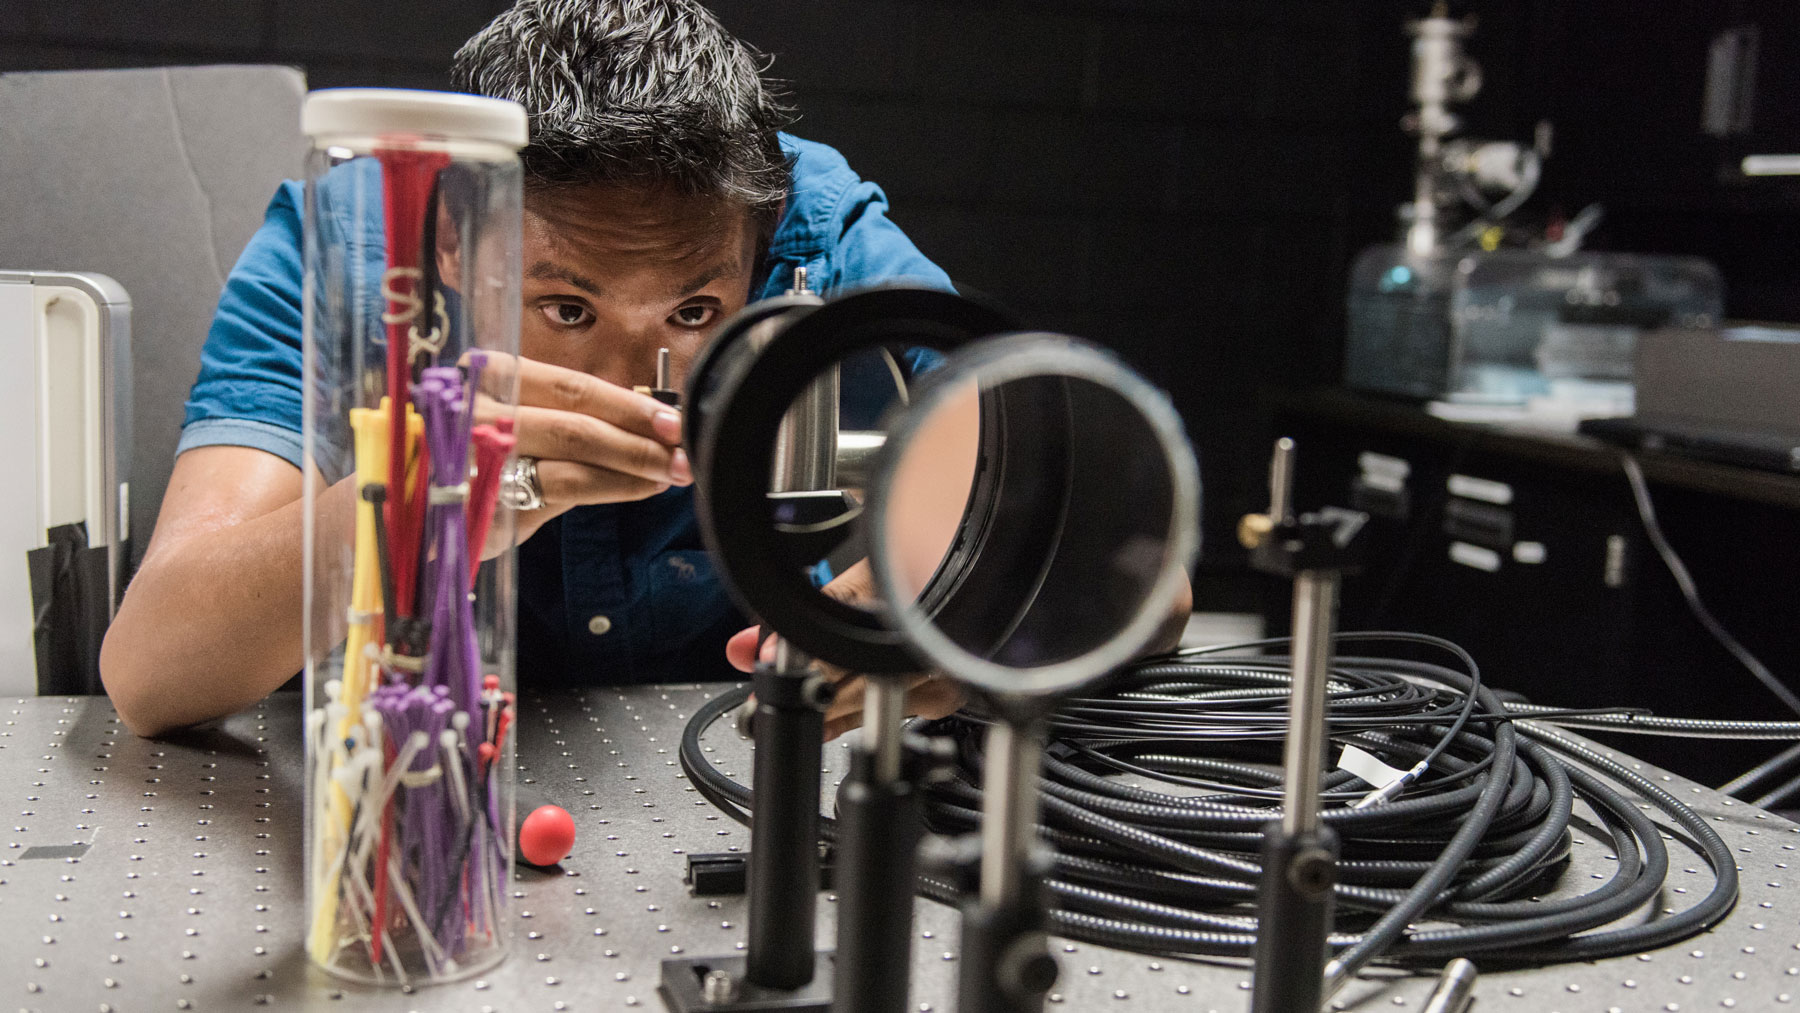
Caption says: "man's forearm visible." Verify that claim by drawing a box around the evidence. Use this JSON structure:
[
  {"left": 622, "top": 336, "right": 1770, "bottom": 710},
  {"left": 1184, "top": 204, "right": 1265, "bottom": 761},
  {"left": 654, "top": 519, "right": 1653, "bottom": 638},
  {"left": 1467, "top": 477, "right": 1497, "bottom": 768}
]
[{"left": 101, "top": 476, "right": 356, "bottom": 736}]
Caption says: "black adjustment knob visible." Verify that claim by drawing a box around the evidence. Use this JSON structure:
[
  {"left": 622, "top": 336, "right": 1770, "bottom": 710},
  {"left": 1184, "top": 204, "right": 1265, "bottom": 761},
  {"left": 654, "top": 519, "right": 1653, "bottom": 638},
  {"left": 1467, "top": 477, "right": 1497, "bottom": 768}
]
[{"left": 998, "top": 938, "right": 1059, "bottom": 997}]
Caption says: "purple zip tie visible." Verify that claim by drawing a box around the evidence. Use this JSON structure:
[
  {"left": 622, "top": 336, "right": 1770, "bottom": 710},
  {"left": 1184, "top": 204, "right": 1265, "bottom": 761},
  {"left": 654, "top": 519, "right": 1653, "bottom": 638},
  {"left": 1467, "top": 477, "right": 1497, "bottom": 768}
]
[
  {"left": 371, "top": 362, "right": 496, "bottom": 964},
  {"left": 416, "top": 367, "right": 481, "bottom": 725}
]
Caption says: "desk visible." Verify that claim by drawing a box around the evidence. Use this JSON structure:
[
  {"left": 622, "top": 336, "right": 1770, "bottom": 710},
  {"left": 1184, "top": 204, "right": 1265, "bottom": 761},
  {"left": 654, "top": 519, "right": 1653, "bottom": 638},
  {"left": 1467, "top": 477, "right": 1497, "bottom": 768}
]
[
  {"left": 1, "top": 685, "right": 1796, "bottom": 1011},
  {"left": 1270, "top": 387, "right": 1800, "bottom": 786}
]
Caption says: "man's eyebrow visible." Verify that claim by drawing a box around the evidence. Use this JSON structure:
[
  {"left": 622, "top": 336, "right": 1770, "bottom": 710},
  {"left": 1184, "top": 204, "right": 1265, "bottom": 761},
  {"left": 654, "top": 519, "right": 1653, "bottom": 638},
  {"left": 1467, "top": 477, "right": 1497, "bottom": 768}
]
[
  {"left": 527, "top": 260, "right": 604, "bottom": 298},
  {"left": 669, "top": 259, "right": 744, "bottom": 300}
]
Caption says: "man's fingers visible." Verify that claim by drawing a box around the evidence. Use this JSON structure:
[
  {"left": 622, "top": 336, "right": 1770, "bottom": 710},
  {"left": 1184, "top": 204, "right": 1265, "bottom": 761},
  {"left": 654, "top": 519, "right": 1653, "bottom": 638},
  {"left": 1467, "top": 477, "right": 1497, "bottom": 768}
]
[
  {"left": 473, "top": 353, "right": 684, "bottom": 444},
  {"left": 906, "top": 677, "right": 966, "bottom": 721},
  {"left": 461, "top": 348, "right": 521, "bottom": 398},
  {"left": 514, "top": 356, "right": 680, "bottom": 444},
  {"left": 819, "top": 673, "right": 966, "bottom": 741},
  {"left": 824, "top": 713, "right": 861, "bottom": 743},
  {"left": 819, "top": 558, "right": 877, "bottom": 607},
  {"left": 512, "top": 405, "right": 691, "bottom": 486},
  {"left": 726, "top": 626, "right": 760, "bottom": 673},
  {"left": 532, "top": 459, "right": 671, "bottom": 508},
  {"left": 820, "top": 660, "right": 924, "bottom": 730},
  {"left": 823, "top": 674, "right": 867, "bottom": 727},
  {"left": 470, "top": 389, "right": 511, "bottom": 427}
]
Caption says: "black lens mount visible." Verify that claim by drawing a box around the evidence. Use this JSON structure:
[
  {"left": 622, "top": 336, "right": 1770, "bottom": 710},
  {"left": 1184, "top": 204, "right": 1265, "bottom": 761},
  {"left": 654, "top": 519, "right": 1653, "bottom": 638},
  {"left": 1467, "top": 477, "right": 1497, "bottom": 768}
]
[{"left": 687, "top": 286, "right": 1016, "bottom": 674}]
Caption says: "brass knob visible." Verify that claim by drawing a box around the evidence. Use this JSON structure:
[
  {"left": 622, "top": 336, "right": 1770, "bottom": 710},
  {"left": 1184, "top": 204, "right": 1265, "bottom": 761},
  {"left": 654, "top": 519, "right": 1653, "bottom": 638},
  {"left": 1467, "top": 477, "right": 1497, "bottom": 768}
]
[{"left": 1238, "top": 513, "right": 1274, "bottom": 550}]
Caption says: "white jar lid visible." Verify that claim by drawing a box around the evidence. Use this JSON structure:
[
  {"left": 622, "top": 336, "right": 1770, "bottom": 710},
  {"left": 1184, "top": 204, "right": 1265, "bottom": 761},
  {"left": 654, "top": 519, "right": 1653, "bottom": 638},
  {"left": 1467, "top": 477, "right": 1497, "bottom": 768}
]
[{"left": 302, "top": 88, "right": 528, "bottom": 149}]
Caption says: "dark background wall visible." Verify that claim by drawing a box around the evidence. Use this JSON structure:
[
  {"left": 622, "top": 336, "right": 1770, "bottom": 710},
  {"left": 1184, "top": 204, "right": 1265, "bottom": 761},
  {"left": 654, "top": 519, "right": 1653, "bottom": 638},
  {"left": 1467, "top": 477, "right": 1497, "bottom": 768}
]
[{"left": 4, "top": 0, "right": 1796, "bottom": 606}]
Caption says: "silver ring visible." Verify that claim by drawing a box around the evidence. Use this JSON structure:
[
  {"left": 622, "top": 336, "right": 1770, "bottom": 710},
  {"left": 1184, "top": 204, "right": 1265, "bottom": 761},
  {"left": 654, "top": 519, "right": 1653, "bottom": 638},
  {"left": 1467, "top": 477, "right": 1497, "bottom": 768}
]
[{"left": 498, "top": 455, "right": 546, "bottom": 512}]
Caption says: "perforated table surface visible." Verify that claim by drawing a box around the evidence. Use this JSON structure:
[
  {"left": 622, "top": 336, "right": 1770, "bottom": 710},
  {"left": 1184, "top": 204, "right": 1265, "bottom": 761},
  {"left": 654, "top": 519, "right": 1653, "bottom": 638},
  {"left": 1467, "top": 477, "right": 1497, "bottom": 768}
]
[{"left": 2, "top": 684, "right": 1797, "bottom": 1012}]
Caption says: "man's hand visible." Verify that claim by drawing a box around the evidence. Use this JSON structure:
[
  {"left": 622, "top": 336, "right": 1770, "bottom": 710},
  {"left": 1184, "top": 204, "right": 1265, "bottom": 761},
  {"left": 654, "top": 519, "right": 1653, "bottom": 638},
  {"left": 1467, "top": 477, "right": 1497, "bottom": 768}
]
[
  {"left": 477, "top": 353, "right": 691, "bottom": 549},
  {"left": 724, "top": 559, "right": 966, "bottom": 740},
  {"left": 723, "top": 557, "right": 1193, "bottom": 739}
]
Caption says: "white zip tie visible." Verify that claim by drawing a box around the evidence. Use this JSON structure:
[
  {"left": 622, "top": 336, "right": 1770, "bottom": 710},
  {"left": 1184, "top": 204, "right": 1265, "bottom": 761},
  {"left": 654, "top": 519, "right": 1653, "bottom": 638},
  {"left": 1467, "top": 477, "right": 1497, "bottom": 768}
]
[
  {"left": 398, "top": 764, "right": 444, "bottom": 789},
  {"left": 385, "top": 850, "right": 448, "bottom": 976},
  {"left": 441, "top": 730, "right": 472, "bottom": 826},
  {"left": 427, "top": 482, "right": 470, "bottom": 504},
  {"left": 376, "top": 732, "right": 430, "bottom": 808}
]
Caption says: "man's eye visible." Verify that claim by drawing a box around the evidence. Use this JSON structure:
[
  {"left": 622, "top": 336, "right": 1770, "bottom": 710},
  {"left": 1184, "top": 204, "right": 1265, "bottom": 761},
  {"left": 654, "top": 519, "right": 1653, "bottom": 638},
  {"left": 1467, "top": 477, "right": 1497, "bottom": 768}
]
[
  {"left": 671, "top": 304, "right": 717, "bottom": 329},
  {"left": 540, "top": 302, "right": 593, "bottom": 327}
]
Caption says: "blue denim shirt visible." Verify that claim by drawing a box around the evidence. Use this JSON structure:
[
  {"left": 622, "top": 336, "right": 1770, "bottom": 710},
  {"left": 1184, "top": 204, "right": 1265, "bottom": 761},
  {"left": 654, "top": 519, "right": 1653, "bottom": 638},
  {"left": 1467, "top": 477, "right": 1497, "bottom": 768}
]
[{"left": 180, "top": 133, "right": 952, "bottom": 685}]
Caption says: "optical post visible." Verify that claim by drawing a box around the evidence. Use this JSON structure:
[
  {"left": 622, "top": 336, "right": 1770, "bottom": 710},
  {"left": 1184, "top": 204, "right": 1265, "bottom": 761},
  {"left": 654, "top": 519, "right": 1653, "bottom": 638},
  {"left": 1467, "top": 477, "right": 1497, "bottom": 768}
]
[
  {"left": 660, "top": 268, "right": 838, "bottom": 1011},
  {"left": 938, "top": 704, "right": 1061, "bottom": 1013},
  {"left": 743, "top": 267, "right": 838, "bottom": 997},
  {"left": 1241, "top": 438, "right": 1366, "bottom": 1013},
  {"left": 829, "top": 659, "right": 938, "bottom": 1013},
  {"left": 863, "top": 335, "right": 1202, "bottom": 1013}
]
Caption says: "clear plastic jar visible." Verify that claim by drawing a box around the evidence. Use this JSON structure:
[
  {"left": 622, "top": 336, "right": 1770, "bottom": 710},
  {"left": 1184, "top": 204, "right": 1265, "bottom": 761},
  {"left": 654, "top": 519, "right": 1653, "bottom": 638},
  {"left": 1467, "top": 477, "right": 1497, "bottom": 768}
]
[{"left": 299, "top": 88, "right": 525, "bottom": 985}]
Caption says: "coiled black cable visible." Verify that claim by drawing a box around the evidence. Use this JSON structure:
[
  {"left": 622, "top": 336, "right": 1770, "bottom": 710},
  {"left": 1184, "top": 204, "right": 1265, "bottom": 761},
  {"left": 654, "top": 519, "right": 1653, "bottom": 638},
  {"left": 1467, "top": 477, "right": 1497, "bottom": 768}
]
[{"left": 679, "top": 632, "right": 1752, "bottom": 976}]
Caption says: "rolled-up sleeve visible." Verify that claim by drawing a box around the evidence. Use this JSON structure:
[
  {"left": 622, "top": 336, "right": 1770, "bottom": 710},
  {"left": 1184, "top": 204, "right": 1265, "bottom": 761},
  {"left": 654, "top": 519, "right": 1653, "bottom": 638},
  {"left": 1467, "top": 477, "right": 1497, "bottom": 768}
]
[{"left": 180, "top": 180, "right": 308, "bottom": 472}]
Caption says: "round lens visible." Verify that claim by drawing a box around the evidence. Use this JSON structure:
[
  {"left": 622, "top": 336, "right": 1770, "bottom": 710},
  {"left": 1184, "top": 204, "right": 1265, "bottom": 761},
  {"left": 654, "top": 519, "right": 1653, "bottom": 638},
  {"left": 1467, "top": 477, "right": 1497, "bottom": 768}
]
[{"left": 870, "top": 335, "right": 1198, "bottom": 698}]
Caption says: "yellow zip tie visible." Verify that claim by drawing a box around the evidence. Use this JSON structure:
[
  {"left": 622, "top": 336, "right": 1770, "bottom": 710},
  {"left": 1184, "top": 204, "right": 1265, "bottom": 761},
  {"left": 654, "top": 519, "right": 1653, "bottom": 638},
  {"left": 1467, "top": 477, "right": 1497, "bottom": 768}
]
[{"left": 309, "top": 401, "right": 405, "bottom": 966}]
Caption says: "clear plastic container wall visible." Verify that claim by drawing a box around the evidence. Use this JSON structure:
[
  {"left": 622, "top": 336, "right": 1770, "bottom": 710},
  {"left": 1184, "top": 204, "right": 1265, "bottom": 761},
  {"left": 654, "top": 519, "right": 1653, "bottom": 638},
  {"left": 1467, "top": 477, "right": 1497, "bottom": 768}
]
[{"left": 300, "top": 115, "right": 524, "bottom": 985}]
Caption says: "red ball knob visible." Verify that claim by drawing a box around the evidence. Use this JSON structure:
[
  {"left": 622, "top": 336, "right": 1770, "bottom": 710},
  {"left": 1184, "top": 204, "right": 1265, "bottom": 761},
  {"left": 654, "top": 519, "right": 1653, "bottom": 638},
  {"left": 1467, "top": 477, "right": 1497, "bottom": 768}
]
[{"left": 519, "top": 804, "right": 576, "bottom": 867}]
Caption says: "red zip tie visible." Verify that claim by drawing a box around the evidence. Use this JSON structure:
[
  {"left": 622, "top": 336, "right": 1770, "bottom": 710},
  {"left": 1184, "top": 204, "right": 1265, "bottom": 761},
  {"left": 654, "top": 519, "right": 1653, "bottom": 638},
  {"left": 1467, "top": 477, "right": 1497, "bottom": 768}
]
[
  {"left": 370, "top": 733, "right": 398, "bottom": 964},
  {"left": 374, "top": 144, "right": 451, "bottom": 621},
  {"left": 466, "top": 420, "right": 517, "bottom": 587}
]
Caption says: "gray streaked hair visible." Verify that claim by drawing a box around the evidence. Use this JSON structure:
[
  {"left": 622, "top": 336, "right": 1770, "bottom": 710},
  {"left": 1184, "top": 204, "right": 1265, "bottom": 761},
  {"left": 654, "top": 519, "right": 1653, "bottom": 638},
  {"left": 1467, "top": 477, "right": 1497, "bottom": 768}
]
[{"left": 453, "top": 0, "right": 794, "bottom": 239}]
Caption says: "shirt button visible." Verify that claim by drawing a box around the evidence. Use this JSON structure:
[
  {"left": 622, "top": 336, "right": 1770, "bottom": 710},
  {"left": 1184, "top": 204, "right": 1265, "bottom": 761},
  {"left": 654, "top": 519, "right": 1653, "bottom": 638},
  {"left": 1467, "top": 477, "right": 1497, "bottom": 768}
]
[{"left": 587, "top": 615, "right": 613, "bottom": 636}]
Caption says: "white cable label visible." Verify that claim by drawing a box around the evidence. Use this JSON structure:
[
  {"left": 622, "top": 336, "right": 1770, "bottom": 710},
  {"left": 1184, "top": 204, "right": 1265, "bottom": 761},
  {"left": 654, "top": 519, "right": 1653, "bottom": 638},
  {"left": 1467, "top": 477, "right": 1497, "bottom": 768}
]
[
  {"left": 1449, "top": 541, "right": 1502, "bottom": 572},
  {"left": 1448, "top": 474, "right": 1514, "bottom": 505},
  {"left": 1357, "top": 452, "right": 1411, "bottom": 492},
  {"left": 1337, "top": 745, "right": 1410, "bottom": 790}
]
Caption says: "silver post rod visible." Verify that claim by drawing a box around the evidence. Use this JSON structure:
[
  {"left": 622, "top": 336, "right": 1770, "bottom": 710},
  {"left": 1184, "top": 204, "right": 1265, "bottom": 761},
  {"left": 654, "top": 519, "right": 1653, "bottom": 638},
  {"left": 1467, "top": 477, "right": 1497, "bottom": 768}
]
[
  {"left": 832, "top": 430, "right": 887, "bottom": 489},
  {"left": 980, "top": 719, "right": 1043, "bottom": 909},
  {"left": 1269, "top": 436, "right": 1296, "bottom": 523},
  {"left": 766, "top": 263, "right": 838, "bottom": 662},
  {"left": 771, "top": 637, "right": 812, "bottom": 677},
  {"left": 772, "top": 368, "right": 840, "bottom": 494},
  {"left": 1421, "top": 958, "right": 1479, "bottom": 1013},
  {"left": 1283, "top": 570, "right": 1338, "bottom": 836},
  {"left": 767, "top": 379, "right": 834, "bottom": 671},
  {"left": 863, "top": 678, "right": 907, "bottom": 783},
  {"left": 763, "top": 263, "right": 834, "bottom": 496}
]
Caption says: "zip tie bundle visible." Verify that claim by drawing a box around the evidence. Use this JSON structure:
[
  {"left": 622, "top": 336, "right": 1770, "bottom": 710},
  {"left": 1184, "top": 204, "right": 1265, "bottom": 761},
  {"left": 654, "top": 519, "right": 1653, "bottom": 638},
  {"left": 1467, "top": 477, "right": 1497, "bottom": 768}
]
[{"left": 306, "top": 148, "right": 516, "bottom": 982}]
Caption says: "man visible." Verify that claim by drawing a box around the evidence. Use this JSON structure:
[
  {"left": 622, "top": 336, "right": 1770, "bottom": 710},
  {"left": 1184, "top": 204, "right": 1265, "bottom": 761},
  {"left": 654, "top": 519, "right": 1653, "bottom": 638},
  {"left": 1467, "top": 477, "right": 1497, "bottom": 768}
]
[{"left": 99, "top": 0, "right": 969, "bottom": 735}]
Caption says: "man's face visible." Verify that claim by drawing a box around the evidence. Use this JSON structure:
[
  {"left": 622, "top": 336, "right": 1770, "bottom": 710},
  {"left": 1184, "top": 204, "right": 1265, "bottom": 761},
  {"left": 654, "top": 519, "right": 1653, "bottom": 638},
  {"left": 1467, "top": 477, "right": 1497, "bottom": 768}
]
[{"left": 519, "top": 183, "right": 760, "bottom": 390}]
